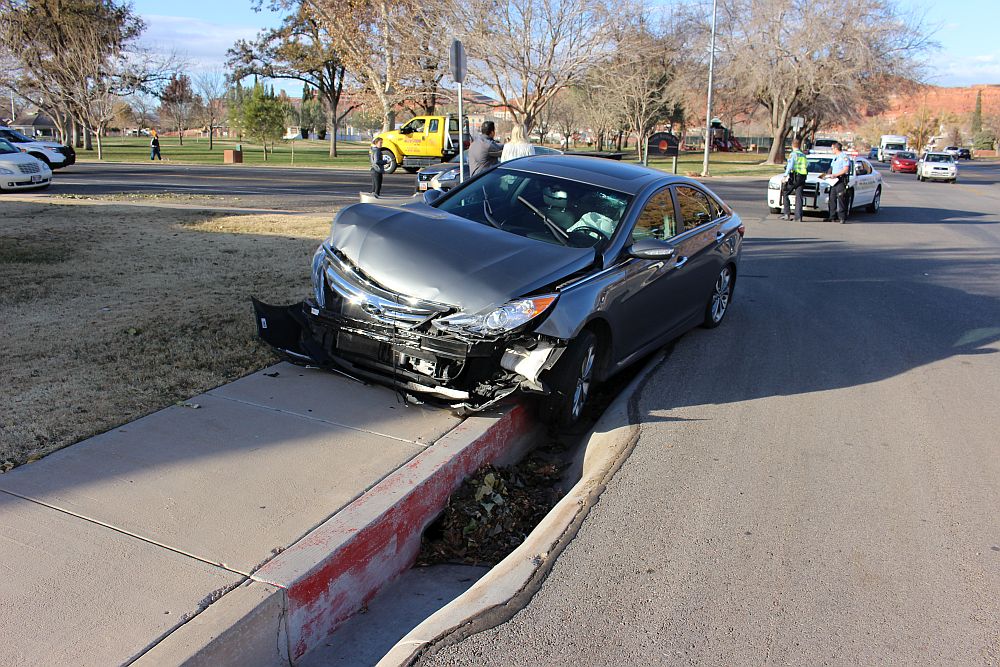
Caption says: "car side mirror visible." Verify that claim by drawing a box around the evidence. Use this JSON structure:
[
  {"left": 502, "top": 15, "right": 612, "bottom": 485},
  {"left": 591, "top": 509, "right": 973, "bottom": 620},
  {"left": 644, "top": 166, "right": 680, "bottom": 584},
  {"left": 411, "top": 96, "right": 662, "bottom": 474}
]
[
  {"left": 630, "top": 238, "right": 676, "bottom": 260},
  {"left": 422, "top": 188, "right": 445, "bottom": 205}
]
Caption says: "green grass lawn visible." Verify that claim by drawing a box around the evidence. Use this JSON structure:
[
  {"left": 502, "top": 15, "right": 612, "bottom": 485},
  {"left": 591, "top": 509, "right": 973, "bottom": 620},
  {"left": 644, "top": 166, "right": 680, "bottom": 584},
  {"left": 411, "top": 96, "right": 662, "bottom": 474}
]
[
  {"left": 81, "top": 136, "right": 374, "bottom": 168},
  {"left": 81, "top": 137, "right": 784, "bottom": 176}
]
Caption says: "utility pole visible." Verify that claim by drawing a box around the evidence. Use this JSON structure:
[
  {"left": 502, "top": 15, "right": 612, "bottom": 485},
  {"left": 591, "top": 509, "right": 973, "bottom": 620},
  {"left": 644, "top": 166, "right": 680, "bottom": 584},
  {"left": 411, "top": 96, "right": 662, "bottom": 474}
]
[
  {"left": 450, "top": 40, "right": 467, "bottom": 184},
  {"left": 701, "top": 0, "right": 718, "bottom": 177}
]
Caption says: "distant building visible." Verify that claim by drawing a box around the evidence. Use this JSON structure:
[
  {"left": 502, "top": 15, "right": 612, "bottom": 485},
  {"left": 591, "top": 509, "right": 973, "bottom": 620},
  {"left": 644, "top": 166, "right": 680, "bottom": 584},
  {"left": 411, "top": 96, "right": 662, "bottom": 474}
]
[{"left": 10, "top": 110, "right": 57, "bottom": 139}]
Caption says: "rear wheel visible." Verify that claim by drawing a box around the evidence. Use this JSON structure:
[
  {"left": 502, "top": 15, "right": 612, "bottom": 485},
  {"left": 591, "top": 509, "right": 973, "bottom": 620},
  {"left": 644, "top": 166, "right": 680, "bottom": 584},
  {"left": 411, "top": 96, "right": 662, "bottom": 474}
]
[
  {"left": 867, "top": 186, "right": 881, "bottom": 213},
  {"left": 380, "top": 149, "right": 398, "bottom": 174},
  {"left": 543, "top": 330, "right": 599, "bottom": 429},
  {"left": 702, "top": 264, "right": 734, "bottom": 329}
]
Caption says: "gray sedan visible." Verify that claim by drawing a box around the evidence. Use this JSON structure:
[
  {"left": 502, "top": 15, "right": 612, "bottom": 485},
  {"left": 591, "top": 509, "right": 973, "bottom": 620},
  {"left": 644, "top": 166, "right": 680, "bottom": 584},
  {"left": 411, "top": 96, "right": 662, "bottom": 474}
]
[{"left": 255, "top": 155, "right": 743, "bottom": 427}]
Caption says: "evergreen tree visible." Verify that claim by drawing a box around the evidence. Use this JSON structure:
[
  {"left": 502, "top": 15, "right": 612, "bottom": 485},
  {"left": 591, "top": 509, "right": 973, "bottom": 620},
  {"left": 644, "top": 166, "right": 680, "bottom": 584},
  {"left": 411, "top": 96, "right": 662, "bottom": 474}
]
[
  {"left": 241, "top": 82, "right": 285, "bottom": 160},
  {"left": 971, "top": 90, "right": 983, "bottom": 134}
]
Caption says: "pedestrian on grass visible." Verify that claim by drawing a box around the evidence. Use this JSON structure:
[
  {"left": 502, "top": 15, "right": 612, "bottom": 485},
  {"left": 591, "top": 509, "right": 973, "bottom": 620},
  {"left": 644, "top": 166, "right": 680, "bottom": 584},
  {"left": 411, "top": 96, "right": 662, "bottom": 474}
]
[
  {"left": 824, "top": 141, "right": 851, "bottom": 223},
  {"left": 780, "top": 138, "right": 808, "bottom": 221},
  {"left": 468, "top": 121, "right": 504, "bottom": 177},
  {"left": 370, "top": 137, "right": 384, "bottom": 197},
  {"left": 500, "top": 123, "right": 535, "bottom": 162},
  {"left": 150, "top": 131, "right": 161, "bottom": 161}
]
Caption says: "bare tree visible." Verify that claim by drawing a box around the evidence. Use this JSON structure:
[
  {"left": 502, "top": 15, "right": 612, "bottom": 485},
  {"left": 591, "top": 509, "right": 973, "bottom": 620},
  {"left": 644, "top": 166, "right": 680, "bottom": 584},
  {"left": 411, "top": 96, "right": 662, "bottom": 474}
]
[
  {"left": 159, "top": 74, "right": 197, "bottom": 144},
  {"left": 715, "top": 0, "right": 933, "bottom": 163},
  {"left": 451, "top": 0, "right": 625, "bottom": 132},
  {"left": 230, "top": 3, "right": 354, "bottom": 156},
  {"left": 194, "top": 70, "right": 227, "bottom": 150}
]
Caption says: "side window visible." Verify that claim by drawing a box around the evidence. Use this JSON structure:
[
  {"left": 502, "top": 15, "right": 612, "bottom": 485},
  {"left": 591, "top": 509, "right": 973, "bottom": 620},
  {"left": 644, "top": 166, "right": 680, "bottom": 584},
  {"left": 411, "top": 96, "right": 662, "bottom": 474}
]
[
  {"left": 632, "top": 188, "right": 677, "bottom": 242},
  {"left": 676, "top": 186, "right": 714, "bottom": 232},
  {"left": 448, "top": 119, "right": 458, "bottom": 132},
  {"left": 429, "top": 119, "right": 439, "bottom": 133},
  {"left": 404, "top": 118, "right": 426, "bottom": 133}
]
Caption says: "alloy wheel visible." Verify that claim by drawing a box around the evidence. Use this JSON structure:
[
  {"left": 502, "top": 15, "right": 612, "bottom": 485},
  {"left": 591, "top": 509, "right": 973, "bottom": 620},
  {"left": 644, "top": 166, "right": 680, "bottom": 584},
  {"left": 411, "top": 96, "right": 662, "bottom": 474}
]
[
  {"left": 571, "top": 343, "right": 596, "bottom": 420},
  {"left": 711, "top": 266, "right": 733, "bottom": 324}
]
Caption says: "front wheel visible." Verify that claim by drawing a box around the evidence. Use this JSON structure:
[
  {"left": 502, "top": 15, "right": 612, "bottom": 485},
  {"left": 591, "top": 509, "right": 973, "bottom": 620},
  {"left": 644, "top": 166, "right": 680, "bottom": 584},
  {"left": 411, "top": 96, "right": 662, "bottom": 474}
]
[
  {"left": 867, "top": 186, "right": 881, "bottom": 213},
  {"left": 702, "top": 264, "right": 735, "bottom": 329},
  {"left": 543, "top": 330, "right": 599, "bottom": 430},
  {"left": 769, "top": 206, "right": 781, "bottom": 214},
  {"left": 380, "top": 149, "right": 398, "bottom": 174},
  {"left": 30, "top": 152, "right": 51, "bottom": 167}
]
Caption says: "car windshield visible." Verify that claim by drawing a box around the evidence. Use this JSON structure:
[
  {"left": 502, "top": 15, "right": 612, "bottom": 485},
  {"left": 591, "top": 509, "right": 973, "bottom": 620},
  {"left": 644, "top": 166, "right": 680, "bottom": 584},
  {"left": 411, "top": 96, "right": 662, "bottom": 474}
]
[
  {"left": 926, "top": 154, "right": 954, "bottom": 163},
  {"left": 435, "top": 167, "right": 633, "bottom": 249},
  {"left": 896, "top": 152, "right": 916, "bottom": 159},
  {"left": 884, "top": 143, "right": 905, "bottom": 151},
  {"left": 806, "top": 157, "right": 833, "bottom": 173},
  {"left": 0, "top": 138, "right": 20, "bottom": 154},
  {"left": 0, "top": 128, "right": 32, "bottom": 143}
]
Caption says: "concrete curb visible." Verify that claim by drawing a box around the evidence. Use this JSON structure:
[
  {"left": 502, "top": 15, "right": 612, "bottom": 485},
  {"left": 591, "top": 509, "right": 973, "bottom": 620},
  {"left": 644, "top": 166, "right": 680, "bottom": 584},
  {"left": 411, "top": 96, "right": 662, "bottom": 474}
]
[
  {"left": 377, "top": 352, "right": 668, "bottom": 666},
  {"left": 135, "top": 403, "right": 535, "bottom": 666}
]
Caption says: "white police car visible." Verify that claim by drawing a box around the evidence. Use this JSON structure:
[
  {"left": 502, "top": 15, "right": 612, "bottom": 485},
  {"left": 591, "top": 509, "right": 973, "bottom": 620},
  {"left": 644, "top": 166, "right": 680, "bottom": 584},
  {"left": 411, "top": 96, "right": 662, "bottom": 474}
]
[
  {"left": 767, "top": 153, "right": 882, "bottom": 216},
  {"left": 0, "top": 138, "right": 52, "bottom": 191}
]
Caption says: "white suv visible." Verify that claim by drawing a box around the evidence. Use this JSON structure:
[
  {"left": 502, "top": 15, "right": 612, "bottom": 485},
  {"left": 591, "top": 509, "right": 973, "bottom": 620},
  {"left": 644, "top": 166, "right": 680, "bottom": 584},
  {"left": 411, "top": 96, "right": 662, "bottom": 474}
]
[
  {"left": 0, "top": 126, "right": 76, "bottom": 169},
  {"left": 917, "top": 152, "right": 958, "bottom": 183}
]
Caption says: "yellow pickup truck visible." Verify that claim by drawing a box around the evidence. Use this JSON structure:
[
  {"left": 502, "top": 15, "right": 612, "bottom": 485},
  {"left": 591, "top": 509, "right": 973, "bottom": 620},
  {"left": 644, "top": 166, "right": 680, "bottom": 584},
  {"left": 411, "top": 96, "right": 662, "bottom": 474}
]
[{"left": 374, "top": 115, "right": 469, "bottom": 174}]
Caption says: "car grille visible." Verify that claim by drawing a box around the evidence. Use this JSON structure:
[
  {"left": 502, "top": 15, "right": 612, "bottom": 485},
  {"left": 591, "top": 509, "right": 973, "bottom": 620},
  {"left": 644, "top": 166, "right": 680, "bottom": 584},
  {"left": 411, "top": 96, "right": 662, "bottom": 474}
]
[
  {"left": 18, "top": 162, "right": 40, "bottom": 174},
  {"left": 323, "top": 250, "right": 450, "bottom": 330}
]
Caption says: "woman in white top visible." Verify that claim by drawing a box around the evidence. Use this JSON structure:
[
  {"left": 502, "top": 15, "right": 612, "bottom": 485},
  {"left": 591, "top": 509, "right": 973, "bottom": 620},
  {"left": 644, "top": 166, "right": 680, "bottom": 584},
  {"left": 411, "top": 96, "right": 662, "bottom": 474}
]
[{"left": 500, "top": 123, "right": 535, "bottom": 162}]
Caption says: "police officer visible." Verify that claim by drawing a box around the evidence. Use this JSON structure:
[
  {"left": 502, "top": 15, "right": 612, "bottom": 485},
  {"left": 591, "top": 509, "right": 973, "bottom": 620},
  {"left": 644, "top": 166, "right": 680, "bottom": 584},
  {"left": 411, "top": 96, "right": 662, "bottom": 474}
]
[
  {"left": 825, "top": 141, "right": 851, "bottom": 223},
  {"left": 781, "top": 138, "right": 808, "bottom": 221}
]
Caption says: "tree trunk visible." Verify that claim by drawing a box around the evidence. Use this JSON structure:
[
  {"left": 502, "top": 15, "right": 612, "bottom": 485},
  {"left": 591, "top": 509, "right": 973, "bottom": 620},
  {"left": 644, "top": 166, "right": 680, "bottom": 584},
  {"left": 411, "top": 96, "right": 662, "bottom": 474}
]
[
  {"left": 95, "top": 130, "right": 103, "bottom": 160},
  {"left": 208, "top": 125, "right": 214, "bottom": 150},
  {"left": 178, "top": 126, "right": 184, "bottom": 146},
  {"left": 327, "top": 108, "right": 337, "bottom": 158},
  {"left": 84, "top": 128, "right": 92, "bottom": 151}
]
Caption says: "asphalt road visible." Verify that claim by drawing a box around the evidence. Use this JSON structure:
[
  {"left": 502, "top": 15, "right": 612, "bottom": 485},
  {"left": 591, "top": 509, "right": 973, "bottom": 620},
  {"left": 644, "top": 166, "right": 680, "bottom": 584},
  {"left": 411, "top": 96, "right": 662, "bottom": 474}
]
[
  {"left": 44, "top": 161, "right": 419, "bottom": 201},
  {"left": 422, "top": 162, "right": 1000, "bottom": 664}
]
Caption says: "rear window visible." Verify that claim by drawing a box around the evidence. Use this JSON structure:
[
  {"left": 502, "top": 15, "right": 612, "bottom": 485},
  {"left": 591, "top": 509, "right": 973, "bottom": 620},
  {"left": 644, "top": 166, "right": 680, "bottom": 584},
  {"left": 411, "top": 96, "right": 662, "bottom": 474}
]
[{"left": 814, "top": 139, "right": 836, "bottom": 147}]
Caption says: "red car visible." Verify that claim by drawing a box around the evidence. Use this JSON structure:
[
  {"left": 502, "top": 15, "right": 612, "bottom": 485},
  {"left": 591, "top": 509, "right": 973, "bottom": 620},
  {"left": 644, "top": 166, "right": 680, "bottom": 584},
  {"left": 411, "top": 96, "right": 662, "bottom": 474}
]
[{"left": 890, "top": 151, "right": 918, "bottom": 173}]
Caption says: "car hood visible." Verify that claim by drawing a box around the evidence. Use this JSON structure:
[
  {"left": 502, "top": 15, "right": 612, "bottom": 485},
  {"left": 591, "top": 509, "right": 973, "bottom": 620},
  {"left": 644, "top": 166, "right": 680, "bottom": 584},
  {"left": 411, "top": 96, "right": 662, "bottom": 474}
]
[
  {"left": 0, "top": 152, "right": 51, "bottom": 170},
  {"left": 420, "top": 162, "right": 459, "bottom": 176},
  {"left": 328, "top": 202, "right": 597, "bottom": 313}
]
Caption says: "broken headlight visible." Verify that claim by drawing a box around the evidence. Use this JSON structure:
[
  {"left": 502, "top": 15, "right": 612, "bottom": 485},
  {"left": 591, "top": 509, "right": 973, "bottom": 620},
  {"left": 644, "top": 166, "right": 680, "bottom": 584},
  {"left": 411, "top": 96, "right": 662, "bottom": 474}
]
[
  {"left": 433, "top": 295, "right": 557, "bottom": 336},
  {"left": 311, "top": 244, "right": 327, "bottom": 308}
]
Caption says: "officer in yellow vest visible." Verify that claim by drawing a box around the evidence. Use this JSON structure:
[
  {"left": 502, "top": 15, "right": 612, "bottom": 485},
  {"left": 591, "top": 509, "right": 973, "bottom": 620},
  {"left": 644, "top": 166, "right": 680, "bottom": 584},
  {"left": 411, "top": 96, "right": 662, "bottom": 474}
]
[{"left": 781, "top": 138, "right": 808, "bottom": 221}]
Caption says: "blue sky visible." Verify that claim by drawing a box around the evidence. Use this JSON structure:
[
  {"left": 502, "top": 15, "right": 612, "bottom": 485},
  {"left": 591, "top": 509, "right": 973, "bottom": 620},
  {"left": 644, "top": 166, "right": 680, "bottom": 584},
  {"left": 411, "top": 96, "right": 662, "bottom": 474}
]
[{"left": 132, "top": 0, "right": 1000, "bottom": 88}]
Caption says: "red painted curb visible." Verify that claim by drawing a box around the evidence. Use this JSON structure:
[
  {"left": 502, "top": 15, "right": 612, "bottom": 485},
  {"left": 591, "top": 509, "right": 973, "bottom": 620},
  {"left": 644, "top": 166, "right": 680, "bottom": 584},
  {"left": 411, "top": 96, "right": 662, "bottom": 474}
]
[{"left": 251, "top": 403, "right": 533, "bottom": 661}]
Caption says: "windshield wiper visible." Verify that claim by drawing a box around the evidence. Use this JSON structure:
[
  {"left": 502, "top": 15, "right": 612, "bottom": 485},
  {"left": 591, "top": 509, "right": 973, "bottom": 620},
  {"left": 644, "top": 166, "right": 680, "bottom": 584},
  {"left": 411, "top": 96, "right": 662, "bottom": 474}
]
[
  {"left": 517, "top": 195, "right": 569, "bottom": 246},
  {"left": 481, "top": 186, "right": 502, "bottom": 229}
]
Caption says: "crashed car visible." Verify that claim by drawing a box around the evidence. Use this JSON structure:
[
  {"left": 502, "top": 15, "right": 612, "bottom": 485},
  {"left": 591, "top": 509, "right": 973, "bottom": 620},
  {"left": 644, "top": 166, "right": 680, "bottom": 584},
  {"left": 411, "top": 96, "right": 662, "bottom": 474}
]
[{"left": 254, "top": 155, "right": 744, "bottom": 426}]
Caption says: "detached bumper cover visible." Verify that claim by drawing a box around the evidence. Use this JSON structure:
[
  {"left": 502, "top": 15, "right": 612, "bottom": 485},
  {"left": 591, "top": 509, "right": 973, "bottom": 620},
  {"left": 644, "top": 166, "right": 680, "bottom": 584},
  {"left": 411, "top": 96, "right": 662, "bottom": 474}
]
[{"left": 252, "top": 298, "right": 563, "bottom": 407}]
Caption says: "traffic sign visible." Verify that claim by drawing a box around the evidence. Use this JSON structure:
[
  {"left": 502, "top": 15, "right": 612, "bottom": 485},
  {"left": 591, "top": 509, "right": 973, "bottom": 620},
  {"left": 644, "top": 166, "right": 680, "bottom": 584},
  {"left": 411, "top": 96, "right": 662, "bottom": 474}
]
[
  {"left": 450, "top": 40, "right": 467, "bottom": 84},
  {"left": 790, "top": 116, "right": 804, "bottom": 130}
]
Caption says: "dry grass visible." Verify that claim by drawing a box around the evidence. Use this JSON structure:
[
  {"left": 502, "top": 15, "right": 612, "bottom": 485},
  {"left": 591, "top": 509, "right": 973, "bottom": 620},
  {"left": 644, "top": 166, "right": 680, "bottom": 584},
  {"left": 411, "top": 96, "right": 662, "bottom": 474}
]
[{"left": 0, "top": 201, "right": 333, "bottom": 468}]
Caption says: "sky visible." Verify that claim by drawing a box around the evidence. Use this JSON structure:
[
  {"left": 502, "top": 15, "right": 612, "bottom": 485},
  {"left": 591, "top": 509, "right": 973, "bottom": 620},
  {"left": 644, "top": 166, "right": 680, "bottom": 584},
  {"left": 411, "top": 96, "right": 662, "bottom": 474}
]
[{"left": 131, "top": 0, "right": 1000, "bottom": 89}]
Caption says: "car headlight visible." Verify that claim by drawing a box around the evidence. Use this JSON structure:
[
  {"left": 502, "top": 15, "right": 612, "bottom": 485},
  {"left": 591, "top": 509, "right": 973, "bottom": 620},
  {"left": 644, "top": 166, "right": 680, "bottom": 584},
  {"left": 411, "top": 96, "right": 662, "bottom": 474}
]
[
  {"left": 311, "top": 245, "right": 327, "bottom": 308},
  {"left": 767, "top": 181, "right": 780, "bottom": 190},
  {"left": 0, "top": 167, "right": 13, "bottom": 174},
  {"left": 438, "top": 168, "right": 459, "bottom": 182},
  {"left": 433, "top": 295, "right": 557, "bottom": 335}
]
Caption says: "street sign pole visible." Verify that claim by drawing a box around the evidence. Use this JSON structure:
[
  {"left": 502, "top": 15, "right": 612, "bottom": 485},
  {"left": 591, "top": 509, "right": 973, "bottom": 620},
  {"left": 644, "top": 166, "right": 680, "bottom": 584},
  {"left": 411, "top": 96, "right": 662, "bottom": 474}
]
[
  {"left": 450, "top": 40, "right": 467, "bottom": 184},
  {"left": 701, "top": 0, "right": 718, "bottom": 177}
]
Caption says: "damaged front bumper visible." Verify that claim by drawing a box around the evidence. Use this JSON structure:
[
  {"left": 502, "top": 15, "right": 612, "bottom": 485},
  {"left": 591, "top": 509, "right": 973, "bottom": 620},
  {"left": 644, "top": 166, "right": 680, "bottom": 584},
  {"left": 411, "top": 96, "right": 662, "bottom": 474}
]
[{"left": 252, "top": 298, "right": 566, "bottom": 410}]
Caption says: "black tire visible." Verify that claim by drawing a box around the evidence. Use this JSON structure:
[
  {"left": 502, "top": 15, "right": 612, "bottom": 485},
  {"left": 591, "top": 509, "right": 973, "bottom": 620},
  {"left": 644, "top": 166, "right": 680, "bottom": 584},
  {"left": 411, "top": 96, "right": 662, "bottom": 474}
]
[
  {"left": 846, "top": 190, "right": 854, "bottom": 213},
  {"left": 702, "top": 264, "right": 735, "bottom": 329},
  {"left": 380, "top": 149, "right": 398, "bottom": 174},
  {"left": 29, "top": 152, "right": 51, "bottom": 167},
  {"left": 867, "top": 186, "right": 881, "bottom": 213},
  {"left": 402, "top": 166, "right": 419, "bottom": 174},
  {"left": 769, "top": 207, "right": 781, "bottom": 214},
  {"left": 543, "top": 330, "right": 599, "bottom": 430}
]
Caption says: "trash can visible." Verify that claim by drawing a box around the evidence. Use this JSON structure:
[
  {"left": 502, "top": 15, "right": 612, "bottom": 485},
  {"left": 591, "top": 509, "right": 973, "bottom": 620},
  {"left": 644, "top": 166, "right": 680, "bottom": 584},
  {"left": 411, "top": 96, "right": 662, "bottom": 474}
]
[{"left": 224, "top": 149, "right": 243, "bottom": 164}]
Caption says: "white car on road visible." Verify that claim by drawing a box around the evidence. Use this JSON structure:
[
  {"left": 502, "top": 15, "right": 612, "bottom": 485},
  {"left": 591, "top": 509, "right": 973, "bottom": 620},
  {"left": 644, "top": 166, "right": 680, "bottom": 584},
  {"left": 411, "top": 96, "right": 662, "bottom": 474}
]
[
  {"left": 0, "top": 126, "right": 76, "bottom": 169},
  {"left": 767, "top": 154, "right": 883, "bottom": 216},
  {"left": 917, "top": 152, "right": 958, "bottom": 183},
  {"left": 0, "top": 138, "right": 53, "bottom": 191}
]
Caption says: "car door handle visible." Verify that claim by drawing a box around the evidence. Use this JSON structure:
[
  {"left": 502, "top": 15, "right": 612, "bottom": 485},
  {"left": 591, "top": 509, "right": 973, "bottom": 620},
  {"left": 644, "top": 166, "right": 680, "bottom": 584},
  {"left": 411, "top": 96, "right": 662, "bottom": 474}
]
[{"left": 674, "top": 256, "right": 689, "bottom": 269}]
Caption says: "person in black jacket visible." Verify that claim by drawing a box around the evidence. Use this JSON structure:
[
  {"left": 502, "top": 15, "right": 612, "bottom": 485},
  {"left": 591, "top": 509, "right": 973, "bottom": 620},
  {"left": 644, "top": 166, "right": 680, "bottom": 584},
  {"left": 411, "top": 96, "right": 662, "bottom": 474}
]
[
  {"left": 369, "top": 137, "right": 384, "bottom": 196},
  {"left": 150, "top": 131, "right": 162, "bottom": 161}
]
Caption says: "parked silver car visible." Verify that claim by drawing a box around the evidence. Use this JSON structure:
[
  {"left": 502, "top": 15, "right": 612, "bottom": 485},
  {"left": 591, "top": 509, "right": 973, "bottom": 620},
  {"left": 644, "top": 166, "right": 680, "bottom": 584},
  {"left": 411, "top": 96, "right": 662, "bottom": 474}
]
[{"left": 255, "top": 156, "right": 744, "bottom": 426}]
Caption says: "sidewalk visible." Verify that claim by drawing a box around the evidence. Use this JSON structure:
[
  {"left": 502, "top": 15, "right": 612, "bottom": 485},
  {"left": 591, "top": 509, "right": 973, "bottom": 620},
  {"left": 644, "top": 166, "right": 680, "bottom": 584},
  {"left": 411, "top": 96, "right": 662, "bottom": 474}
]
[{"left": 0, "top": 363, "right": 532, "bottom": 666}]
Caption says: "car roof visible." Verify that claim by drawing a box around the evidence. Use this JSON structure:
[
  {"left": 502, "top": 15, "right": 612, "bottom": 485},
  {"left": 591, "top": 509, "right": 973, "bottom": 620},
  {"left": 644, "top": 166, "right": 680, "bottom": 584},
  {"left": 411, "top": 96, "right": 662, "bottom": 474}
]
[{"left": 498, "top": 155, "right": 666, "bottom": 195}]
